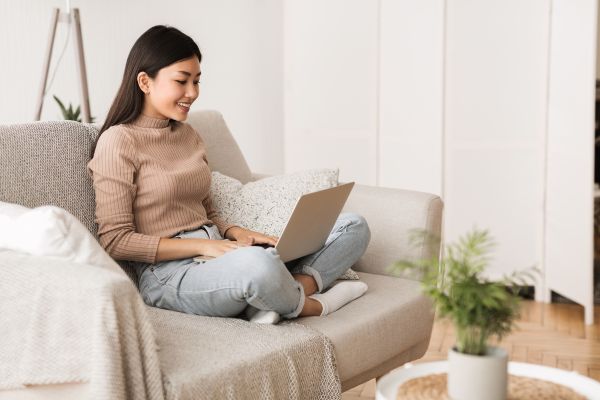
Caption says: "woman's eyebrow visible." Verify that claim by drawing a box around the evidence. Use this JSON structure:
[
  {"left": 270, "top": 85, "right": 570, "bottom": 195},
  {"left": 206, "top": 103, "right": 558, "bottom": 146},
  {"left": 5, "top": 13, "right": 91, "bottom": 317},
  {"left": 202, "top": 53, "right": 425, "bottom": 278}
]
[{"left": 176, "top": 71, "right": 202, "bottom": 77}]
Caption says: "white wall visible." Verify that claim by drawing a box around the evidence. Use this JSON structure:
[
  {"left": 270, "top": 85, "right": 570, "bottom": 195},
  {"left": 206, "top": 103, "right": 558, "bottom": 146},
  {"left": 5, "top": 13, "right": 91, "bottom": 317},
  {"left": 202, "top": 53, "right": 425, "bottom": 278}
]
[
  {"left": 378, "top": 0, "right": 444, "bottom": 195},
  {"left": 544, "top": 0, "right": 596, "bottom": 324},
  {"left": 283, "top": 0, "right": 379, "bottom": 185},
  {"left": 0, "top": 0, "right": 284, "bottom": 174},
  {"left": 282, "top": 0, "right": 445, "bottom": 191},
  {"left": 444, "top": 0, "right": 550, "bottom": 281},
  {"left": 283, "top": 0, "right": 596, "bottom": 322}
]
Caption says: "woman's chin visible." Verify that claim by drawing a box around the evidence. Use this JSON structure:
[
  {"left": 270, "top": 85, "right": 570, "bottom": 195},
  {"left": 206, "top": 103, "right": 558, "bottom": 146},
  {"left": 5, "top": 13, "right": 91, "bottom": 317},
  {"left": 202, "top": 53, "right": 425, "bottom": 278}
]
[{"left": 169, "top": 114, "right": 187, "bottom": 122}]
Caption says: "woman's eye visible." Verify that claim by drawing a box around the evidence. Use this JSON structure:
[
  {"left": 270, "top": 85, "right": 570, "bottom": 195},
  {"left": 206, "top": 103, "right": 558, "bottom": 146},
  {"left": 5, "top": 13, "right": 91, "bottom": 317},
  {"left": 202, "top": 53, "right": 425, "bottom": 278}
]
[
  {"left": 193, "top": 81, "right": 200, "bottom": 85},
  {"left": 176, "top": 80, "right": 186, "bottom": 84}
]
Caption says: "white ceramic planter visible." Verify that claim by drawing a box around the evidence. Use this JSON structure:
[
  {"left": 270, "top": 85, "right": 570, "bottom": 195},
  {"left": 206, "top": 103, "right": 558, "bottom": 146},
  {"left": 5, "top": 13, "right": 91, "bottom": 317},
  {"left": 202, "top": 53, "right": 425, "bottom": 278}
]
[{"left": 448, "top": 346, "right": 508, "bottom": 400}]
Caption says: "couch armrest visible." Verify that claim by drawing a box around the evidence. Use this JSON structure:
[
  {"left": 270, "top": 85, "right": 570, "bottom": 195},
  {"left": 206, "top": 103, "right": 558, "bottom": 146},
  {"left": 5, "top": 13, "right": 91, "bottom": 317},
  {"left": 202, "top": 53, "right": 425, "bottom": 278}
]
[{"left": 341, "top": 183, "right": 443, "bottom": 279}]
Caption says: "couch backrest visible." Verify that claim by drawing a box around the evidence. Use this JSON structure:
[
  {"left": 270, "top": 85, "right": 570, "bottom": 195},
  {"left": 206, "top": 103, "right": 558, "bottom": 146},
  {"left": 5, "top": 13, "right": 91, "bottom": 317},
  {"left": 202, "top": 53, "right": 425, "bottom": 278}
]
[
  {"left": 0, "top": 120, "right": 100, "bottom": 236},
  {"left": 0, "top": 110, "right": 251, "bottom": 238},
  {"left": 186, "top": 110, "right": 252, "bottom": 184}
]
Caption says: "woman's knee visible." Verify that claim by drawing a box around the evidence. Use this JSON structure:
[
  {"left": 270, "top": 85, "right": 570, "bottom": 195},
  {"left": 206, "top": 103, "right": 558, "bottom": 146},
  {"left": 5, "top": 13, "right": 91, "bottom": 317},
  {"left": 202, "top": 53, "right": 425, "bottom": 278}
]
[
  {"left": 238, "top": 246, "right": 290, "bottom": 287},
  {"left": 340, "top": 212, "right": 371, "bottom": 249},
  {"left": 235, "top": 247, "right": 300, "bottom": 311}
]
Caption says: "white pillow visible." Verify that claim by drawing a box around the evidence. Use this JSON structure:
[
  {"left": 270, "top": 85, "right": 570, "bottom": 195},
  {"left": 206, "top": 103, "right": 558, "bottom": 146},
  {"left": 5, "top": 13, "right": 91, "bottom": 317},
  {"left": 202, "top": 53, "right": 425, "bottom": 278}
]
[
  {"left": 0, "top": 201, "right": 30, "bottom": 218},
  {"left": 0, "top": 202, "right": 123, "bottom": 275},
  {"left": 209, "top": 169, "right": 360, "bottom": 280}
]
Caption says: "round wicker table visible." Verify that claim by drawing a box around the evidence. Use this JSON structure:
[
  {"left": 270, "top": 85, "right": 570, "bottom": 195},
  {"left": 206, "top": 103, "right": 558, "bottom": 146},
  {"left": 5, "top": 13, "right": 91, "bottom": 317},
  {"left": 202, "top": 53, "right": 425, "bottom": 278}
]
[{"left": 376, "top": 361, "right": 600, "bottom": 400}]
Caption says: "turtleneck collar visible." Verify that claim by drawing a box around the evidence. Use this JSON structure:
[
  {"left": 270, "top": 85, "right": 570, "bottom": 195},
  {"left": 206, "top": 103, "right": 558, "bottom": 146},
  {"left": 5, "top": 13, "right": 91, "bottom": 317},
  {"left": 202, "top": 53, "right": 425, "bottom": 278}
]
[{"left": 131, "top": 114, "right": 171, "bottom": 129}]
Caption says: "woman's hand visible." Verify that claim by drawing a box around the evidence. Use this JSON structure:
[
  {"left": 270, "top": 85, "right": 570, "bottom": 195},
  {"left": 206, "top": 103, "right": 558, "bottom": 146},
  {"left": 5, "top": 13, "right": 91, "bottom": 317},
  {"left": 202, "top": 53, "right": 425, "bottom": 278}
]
[
  {"left": 225, "top": 226, "right": 279, "bottom": 247},
  {"left": 197, "top": 238, "right": 249, "bottom": 258}
]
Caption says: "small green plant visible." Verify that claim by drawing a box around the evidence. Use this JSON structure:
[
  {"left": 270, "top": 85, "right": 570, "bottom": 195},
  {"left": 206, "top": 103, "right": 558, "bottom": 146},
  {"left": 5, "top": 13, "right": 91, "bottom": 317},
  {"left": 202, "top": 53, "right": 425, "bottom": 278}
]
[
  {"left": 388, "top": 228, "right": 537, "bottom": 356},
  {"left": 53, "top": 95, "right": 95, "bottom": 123}
]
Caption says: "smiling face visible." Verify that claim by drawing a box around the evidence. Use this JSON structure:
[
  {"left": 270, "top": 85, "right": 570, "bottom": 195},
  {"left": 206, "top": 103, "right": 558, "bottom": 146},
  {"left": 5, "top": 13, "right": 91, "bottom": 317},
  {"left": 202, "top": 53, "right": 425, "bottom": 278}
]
[{"left": 137, "top": 56, "right": 201, "bottom": 121}]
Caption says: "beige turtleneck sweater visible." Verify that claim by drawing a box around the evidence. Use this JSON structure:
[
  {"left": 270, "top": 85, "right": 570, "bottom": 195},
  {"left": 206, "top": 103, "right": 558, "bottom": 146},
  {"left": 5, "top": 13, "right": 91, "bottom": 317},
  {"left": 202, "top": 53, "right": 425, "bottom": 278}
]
[{"left": 87, "top": 114, "right": 238, "bottom": 264}]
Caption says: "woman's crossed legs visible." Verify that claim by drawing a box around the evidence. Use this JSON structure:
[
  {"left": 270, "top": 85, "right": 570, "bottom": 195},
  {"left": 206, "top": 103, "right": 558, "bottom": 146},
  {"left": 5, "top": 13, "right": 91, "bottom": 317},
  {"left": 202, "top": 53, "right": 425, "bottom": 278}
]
[{"left": 137, "top": 212, "right": 371, "bottom": 319}]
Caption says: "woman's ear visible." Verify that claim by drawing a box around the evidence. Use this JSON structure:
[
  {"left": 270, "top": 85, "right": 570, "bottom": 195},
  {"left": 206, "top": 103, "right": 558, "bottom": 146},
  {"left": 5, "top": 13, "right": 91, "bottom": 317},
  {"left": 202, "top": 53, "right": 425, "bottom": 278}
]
[{"left": 137, "top": 71, "right": 150, "bottom": 94}]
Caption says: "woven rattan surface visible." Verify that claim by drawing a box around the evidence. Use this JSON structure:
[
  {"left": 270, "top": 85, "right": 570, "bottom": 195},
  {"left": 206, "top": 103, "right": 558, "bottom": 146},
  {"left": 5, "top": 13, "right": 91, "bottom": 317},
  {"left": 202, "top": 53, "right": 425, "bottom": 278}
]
[{"left": 396, "top": 373, "right": 585, "bottom": 400}]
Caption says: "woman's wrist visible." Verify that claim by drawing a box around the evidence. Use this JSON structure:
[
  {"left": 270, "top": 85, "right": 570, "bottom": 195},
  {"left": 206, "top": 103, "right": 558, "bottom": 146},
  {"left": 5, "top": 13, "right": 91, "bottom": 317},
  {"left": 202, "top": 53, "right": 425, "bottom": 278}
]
[
  {"left": 224, "top": 226, "right": 244, "bottom": 240},
  {"left": 156, "top": 237, "right": 211, "bottom": 263}
]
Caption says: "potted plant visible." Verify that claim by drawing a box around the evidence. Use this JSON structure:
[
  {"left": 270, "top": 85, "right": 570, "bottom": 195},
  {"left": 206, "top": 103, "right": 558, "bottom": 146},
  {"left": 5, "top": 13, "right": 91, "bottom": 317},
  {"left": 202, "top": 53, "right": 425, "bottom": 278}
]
[
  {"left": 388, "top": 228, "right": 536, "bottom": 400},
  {"left": 53, "top": 95, "right": 95, "bottom": 123}
]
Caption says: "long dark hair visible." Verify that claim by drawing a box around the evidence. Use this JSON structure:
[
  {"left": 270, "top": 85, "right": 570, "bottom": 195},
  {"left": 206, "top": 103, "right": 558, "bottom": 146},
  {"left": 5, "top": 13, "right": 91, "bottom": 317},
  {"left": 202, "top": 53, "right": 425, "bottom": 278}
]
[{"left": 92, "top": 25, "right": 202, "bottom": 157}]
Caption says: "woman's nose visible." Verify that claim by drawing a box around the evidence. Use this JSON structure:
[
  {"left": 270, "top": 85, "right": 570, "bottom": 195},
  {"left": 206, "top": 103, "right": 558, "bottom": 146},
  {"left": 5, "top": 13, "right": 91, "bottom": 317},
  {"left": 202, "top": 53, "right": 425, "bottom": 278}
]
[{"left": 187, "top": 84, "right": 199, "bottom": 99}]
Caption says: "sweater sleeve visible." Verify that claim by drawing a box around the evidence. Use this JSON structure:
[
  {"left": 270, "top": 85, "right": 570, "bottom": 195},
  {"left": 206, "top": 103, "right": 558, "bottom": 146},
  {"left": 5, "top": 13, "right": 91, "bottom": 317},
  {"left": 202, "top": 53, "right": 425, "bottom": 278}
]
[{"left": 87, "top": 129, "right": 161, "bottom": 263}]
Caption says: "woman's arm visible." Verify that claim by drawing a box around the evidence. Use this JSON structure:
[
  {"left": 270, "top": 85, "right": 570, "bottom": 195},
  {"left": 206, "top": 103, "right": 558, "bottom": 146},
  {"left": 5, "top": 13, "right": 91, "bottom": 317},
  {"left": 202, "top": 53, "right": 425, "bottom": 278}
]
[
  {"left": 155, "top": 237, "right": 245, "bottom": 262},
  {"left": 88, "top": 129, "right": 162, "bottom": 263}
]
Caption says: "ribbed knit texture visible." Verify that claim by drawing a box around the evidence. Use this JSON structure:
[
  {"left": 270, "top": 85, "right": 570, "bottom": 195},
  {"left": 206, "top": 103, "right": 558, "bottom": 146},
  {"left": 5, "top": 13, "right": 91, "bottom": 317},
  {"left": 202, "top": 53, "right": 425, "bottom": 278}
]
[{"left": 87, "top": 114, "right": 237, "bottom": 264}]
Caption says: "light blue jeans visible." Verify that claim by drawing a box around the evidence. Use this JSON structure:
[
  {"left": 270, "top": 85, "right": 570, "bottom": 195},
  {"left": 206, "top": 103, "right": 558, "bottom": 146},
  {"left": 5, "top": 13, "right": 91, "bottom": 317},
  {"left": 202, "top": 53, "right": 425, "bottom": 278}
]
[{"left": 130, "top": 212, "right": 370, "bottom": 319}]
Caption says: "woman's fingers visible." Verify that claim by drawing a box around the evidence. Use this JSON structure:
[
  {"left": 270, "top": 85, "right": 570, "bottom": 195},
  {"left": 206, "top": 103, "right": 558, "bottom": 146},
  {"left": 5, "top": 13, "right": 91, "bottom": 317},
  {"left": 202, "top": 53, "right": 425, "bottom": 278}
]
[{"left": 264, "top": 236, "right": 278, "bottom": 245}]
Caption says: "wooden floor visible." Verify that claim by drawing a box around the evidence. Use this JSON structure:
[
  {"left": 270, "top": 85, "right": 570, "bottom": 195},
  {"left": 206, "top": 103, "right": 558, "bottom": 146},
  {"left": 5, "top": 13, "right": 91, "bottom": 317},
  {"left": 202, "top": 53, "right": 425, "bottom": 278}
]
[{"left": 342, "top": 300, "right": 600, "bottom": 399}]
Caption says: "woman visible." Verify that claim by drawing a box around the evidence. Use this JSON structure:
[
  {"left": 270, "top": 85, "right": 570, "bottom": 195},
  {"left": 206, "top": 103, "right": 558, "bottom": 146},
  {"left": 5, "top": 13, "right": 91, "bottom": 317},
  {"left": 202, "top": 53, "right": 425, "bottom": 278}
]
[{"left": 88, "top": 25, "right": 371, "bottom": 323}]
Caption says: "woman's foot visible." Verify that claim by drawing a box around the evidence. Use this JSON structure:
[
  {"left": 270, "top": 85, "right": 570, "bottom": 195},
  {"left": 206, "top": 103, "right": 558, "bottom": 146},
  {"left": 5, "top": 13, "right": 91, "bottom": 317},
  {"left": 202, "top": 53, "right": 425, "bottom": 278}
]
[
  {"left": 245, "top": 305, "right": 281, "bottom": 324},
  {"left": 309, "top": 281, "right": 368, "bottom": 316}
]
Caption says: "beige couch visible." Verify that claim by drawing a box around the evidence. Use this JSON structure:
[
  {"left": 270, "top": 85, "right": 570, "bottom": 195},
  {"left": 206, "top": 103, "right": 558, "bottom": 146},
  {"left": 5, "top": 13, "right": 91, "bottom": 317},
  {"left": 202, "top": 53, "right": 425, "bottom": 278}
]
[{"left": 0, "top": 110, "right": 443, "bottom": 399}]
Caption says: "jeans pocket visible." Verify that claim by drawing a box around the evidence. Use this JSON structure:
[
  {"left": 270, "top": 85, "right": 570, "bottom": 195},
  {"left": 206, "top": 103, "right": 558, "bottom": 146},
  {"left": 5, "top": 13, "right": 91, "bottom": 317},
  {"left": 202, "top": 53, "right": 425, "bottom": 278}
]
[{"left": 150, "top": 262, "right": 181, "bottom": 285}]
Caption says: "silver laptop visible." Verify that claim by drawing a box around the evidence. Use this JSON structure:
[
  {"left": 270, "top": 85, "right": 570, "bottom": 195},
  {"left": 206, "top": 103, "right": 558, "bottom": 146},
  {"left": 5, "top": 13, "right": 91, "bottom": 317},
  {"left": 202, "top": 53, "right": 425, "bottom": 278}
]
[{"left": 194, "top": 182, "right": 355, "bottom": 263}]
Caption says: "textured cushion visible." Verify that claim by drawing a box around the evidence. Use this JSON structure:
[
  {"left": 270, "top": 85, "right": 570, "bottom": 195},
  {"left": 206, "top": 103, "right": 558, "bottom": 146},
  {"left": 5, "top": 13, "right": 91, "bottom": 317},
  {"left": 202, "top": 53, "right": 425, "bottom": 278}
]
[
  {"left": 0, "top": 202, "right": 122, "bottom": 274},
  {"left": 186, "top": 110, "right": 253, "bottom": 184},
  {"left": 210, "top": 168, "right": 339, "bottom": 237},
  {"left": 0, "top": 121, "right": 99, "bottom": 237},
  {"left": 294, "top": 272, "right": 434, "bottom": 383}
]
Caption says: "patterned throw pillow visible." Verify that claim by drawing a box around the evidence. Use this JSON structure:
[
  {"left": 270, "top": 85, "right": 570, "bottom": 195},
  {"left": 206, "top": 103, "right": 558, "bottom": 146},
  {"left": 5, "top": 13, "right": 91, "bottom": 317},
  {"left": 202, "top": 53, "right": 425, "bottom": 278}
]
[{"left": 209, "top": 169, "right": 360, "bottom": 281}]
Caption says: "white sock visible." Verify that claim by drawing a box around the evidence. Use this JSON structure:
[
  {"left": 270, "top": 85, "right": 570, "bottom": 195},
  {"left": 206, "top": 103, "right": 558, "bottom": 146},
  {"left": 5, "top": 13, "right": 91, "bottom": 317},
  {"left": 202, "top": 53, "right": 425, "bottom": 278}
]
[
  {"left": 245, "top": 305, "right": 281, "bottom": 324},
  {"left": 309, "top": 281, "right": 368, "bottom": 316}
]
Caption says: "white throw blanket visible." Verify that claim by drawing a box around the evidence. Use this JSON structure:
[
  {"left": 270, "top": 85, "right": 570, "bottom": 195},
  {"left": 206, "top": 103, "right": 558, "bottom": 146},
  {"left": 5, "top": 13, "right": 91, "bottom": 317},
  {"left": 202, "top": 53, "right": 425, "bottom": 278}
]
[{"left": 0, "top": 249, "right": 165, "bottom": 399}]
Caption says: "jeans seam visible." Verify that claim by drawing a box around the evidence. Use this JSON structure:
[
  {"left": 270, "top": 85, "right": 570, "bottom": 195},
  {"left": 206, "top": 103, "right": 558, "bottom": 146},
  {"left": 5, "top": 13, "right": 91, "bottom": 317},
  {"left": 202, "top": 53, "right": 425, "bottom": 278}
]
[{"left": 171, "top": 285, "right": 250, "bottom": 295}]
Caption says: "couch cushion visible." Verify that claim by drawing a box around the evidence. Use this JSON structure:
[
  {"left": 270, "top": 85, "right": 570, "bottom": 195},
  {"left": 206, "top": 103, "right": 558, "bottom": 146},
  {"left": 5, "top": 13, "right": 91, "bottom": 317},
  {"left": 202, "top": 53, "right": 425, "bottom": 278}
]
[
  {"left": 186, "top": 110, "right": 253, "bottom": 184},
  {"left": 294, "top": 272, "right": 434, "bottom": 382},
  {"left": 146, "top": 307, "right": 341, "bottom": 400}
]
